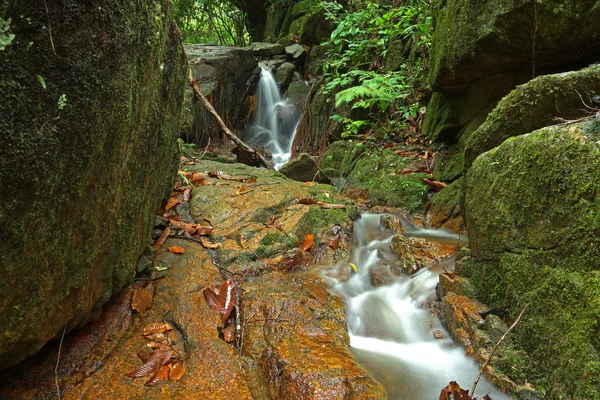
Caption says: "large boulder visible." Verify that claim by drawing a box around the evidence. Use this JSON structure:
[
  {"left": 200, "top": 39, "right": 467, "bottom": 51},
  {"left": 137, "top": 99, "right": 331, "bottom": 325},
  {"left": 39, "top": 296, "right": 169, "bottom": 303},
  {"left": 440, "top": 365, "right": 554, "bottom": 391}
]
[
  {"left": 463, "top": 120, "right": 600, "bottom": 398},
  {"left": 182, "top": 45, "right": 258, "bottom": 145},
  {"left": 423, "top": 0, "right": 600, "bottom": 161},
  {"left": 464, "top": 64, "right": 600, "bottom": 171},
  {"left": 0, "top": 0, "right": 187, "bottom": 369}
]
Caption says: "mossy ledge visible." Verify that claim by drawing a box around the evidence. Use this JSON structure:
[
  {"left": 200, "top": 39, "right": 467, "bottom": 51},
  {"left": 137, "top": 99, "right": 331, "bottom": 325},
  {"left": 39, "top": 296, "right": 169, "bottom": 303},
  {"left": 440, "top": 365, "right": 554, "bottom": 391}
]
[{"left": 0, "top": 0, "right": 187, "bottom": 369}]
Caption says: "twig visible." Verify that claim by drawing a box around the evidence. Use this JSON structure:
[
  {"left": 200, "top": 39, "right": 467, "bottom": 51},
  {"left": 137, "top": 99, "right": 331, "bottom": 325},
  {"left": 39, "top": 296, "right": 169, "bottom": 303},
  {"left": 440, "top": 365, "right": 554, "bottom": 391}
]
[
  {"left": 470, "top": 304, "right": 529, "bottom": 397},
  {"left": 188, "top": 70, "right": 272, "bottom": 170},
  {"left": 55, "top": 323, "right": 67, "bottom": 400},
  {"left": 44, "top": 0, "right": 60, "bottom": 59}
]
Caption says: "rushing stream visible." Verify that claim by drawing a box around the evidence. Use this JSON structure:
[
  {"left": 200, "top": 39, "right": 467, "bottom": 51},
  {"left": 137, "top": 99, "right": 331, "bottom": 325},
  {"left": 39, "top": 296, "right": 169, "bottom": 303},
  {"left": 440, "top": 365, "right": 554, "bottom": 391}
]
[
  {"left": 243, "top": 64, "right": 300, "bottom": 170},
  {"left": 326, "top": 214, "right": 511, "bottom": 399}
]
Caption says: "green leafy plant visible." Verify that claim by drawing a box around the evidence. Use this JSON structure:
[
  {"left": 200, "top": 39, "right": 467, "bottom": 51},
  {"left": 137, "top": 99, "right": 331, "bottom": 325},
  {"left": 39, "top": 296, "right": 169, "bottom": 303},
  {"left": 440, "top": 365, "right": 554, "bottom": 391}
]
[
  {"left": 0, "top": 17, "right": 15, "bottom": 51},
  {"left": 317, "top": 0, "right": 431, "bottom": 138}
]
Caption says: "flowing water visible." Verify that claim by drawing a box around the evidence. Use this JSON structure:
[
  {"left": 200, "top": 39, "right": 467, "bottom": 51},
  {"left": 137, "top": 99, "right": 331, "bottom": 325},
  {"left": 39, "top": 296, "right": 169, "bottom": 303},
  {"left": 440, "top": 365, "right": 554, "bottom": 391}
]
[
  {"left": 243, "top": 64, "right": 300, "bottom": 170},
  {"left": 325, "top": 214, "right": 511, "bottom": 399}
]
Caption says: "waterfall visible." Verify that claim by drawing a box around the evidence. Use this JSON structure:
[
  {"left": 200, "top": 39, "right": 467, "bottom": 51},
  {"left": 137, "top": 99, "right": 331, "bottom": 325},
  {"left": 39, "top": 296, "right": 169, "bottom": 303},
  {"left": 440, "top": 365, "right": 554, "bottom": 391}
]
[
  {"left": 324, "top": 214, "right": 511, "bottom": 399},
  {"left": 243, "top": 64, "right": 300, "bottom": 170}
]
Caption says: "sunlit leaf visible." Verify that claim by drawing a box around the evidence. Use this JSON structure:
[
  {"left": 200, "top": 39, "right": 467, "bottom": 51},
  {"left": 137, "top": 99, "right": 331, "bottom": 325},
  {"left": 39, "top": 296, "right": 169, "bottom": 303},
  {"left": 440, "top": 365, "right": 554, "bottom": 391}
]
[{"left": 168, "top": 246, "right": 185, "bottom": 254}]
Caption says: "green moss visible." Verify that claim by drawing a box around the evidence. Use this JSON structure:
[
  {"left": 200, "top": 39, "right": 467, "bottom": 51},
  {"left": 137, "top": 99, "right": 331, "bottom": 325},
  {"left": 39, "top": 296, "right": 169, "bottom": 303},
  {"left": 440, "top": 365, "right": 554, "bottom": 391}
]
[
  {"left": 0, "top": 0, "right": 187, "bottom": 367},
  {"left": 463, "top": 120, "right": 600, "bottom": 398}
]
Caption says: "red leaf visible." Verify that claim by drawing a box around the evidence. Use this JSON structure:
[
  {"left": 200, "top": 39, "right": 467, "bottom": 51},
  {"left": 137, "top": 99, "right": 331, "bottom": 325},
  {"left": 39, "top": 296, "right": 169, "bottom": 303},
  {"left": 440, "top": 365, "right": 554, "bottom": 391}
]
[
  {"left": 203, "top": 287, "right": 223, "bottom": 311},
  {"left": 127, "top": 349, "right": 173, "bottom": 379},
  {"left": 439, "top": 381, "right": 473, "bottom": 400},
  {"left": 146, "top": 365, "right": 170, "bottom": 386},
  {"left": 218, "top": 278, "right": 236, "bottom": 324}
]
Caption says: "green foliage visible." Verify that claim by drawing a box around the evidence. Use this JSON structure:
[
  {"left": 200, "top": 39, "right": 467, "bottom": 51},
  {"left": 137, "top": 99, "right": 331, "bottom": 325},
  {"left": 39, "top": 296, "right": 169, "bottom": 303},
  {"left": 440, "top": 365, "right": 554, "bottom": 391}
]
[
  {"left": 172, "top": 0, "right": 249, "bottom": 45},
  {"left": 318, "top": 0, "right": 431, "bottom": 138},
  {"left": 0, "top": 17, "right": 15, "bottom": 51}
]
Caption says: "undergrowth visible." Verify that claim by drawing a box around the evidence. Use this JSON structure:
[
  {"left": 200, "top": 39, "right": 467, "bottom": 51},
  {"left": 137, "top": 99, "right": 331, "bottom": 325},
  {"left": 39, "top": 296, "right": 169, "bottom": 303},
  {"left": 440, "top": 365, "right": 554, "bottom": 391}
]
[{"left": 317, "top": 0, "right": 432, "bottom": 140}]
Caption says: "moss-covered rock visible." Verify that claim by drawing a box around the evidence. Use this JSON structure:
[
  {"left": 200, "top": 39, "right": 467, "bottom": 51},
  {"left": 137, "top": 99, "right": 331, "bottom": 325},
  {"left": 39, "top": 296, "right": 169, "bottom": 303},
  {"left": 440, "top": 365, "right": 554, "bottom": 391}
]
[
  {"left": 464, "top": 65, "right": 600, "bottom": 172},
  {"left": 463, "top": 120, "right": 600, "bottom": 398},
  {"left": 429, "top": 0, "right": 600, "bottom": 90},
  {"left": 0, "top": 0, "right": 187, "bottom": 369},
  {"left": 430, "top": 177, "right": 465, "bottom": 232}
]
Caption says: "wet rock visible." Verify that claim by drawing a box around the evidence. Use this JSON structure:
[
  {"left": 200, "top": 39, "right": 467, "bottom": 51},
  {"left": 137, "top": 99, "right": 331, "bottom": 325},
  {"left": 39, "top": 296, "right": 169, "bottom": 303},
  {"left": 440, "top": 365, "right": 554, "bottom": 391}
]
[
  {"left": 243, "top": 272, "right": 385, "bottom": 399},
  {"left": 250, "top": 42, "right": 286, "bottom": 57},
  {"left": 429, "top": 178, "right": 465, "bottom": 233},
  {"left": 279, "top": 153, "right": 331, "bottom": 184},
  {"left": 183, "top": 45, "right": 258, "bottom": 145},
  {"left": 285, "top": 43, "right": 307, "bottom": 62},
  {"left": 463, "top": 119, "right": 600, "bottom": 397},
  {"left": 390, "top": 235, "right": 439, "bottom": 274},
  {"left": 369, "top": 264, "right": 396, "bottom": 286},
  {"left": 285, "top": 80, "right": 311, "bottom": 109},
  {"left": 0, "top": 0, "right": 187, "bottom": 369},
  {"left": 274, "top": 62, "right": 296, "bottom": 92}
]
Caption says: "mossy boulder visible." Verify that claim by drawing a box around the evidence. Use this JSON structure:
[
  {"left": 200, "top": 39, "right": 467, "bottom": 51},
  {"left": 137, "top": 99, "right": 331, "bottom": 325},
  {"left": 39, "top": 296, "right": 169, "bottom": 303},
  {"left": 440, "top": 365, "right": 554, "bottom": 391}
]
[
  {"left": 0, "top": 0, "right": 187, "bottom": 369},
  {"left": 463, "top": 120, "right": 600, "bottom": 398},
  {"left": 464, "top": 64, "right": 600, "bottom": 172},
  {"left": 430, "top": 178, "right": 465, "bottom": 232},
  {"left": 280, "top": 153, "right": 330, "bottom": 184},
  {"left": 429, "top": 0, "right": 600, "bottom": 90},
  {"left": 319, "top": 141, "right": 429, "bottom": 212}
]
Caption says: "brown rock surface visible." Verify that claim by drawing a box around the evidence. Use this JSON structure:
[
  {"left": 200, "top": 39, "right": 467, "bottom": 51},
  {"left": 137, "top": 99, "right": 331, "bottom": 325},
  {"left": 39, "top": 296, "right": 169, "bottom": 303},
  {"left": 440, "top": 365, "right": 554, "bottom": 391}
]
[{"left": 0, "top": 159, "right": 382, "bottom": 399}]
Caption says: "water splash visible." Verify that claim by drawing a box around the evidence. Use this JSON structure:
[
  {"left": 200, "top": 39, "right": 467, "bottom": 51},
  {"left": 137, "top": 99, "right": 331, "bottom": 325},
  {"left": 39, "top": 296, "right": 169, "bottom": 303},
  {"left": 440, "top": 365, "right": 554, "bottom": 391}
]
[
  {"left": 243, "top": 64, "right": 300, "bottom": 170},
  {"left": 326, "top": 214, "right": 510, "bottom": 399}
]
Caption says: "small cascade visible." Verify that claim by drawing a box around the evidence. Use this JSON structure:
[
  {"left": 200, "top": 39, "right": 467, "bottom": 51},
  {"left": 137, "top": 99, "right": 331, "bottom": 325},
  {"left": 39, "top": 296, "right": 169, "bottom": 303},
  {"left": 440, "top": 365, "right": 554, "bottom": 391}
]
[
  {"left": 325, "top": 214, "right": 510, "bottom": 399},
  {"left": 243, "top": 64, "right": 301, "bottom": 170}
]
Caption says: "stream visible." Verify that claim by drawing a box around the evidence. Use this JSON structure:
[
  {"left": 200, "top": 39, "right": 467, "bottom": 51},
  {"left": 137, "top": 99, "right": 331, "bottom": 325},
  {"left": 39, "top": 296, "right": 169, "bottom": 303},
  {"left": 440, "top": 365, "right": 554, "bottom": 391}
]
[{"left": 326, "top": 214, "right": 511, "bottom": 399}]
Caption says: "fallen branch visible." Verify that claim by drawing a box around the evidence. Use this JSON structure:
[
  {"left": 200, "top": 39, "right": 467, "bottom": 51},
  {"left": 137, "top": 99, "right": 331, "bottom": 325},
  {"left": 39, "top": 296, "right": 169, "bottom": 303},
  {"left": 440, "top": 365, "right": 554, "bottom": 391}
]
[
  {"left": 188, "top": 70, "right": 272, "bottom": 170},
  {"left": 470, "top": 304, "right": 529, "bottom": 397}
]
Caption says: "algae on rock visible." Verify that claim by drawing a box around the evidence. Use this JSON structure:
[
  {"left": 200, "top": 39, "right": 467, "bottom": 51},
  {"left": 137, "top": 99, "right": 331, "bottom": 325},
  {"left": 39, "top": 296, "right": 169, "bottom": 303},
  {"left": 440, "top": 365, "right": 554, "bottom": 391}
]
[
  {"left": 0, "top": 0, "right": 187, "bottom": 369},
  {"left": 463, "top": 120, "right": 600, "bottom": 398}
]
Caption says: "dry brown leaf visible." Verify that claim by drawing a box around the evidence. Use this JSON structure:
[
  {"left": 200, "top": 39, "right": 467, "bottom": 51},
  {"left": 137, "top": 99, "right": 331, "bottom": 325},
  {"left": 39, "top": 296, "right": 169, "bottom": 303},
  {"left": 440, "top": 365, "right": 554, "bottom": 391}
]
[
  {"left": 200, "top": 237, "right": 221, "bottom": 249},
  {"left": 146, "top": 365, "right": 171, "bottom": 386},
  {"left": 235, "top": 186, "right": 249, "bottom": 195},
  {"left": 218, "top": 278, "right": 236, "bottom": 324},
  {"left": 316, "top": 202, "right": 346, "bottom": 209},
  {"left": 168, "top": 362, "right": 186, "bottom": 381},
  {"left": 142, "top": 322, "right": 174, "bottom": 336},
  {"left": 132, "top": 288, "right": 153, "bottom": 314},
  {"left": 222, "top": 325, "right": 236, "bottom": 343},
  {"left": 142, "top": 332, "right": 166, "bottom": 342},
  {"left": 168, "top": 246, "right": 185, "bottom": 254},
  {"left": 182, "top": 186, "right": 192, "bottom": 202},
  {"left": 422, "top": 179, "right": 448, "bottom": 191},
  {"left": 152, "top": 227, "right": 171, "bottom": 250},
  {"left": 170, "top": 220, "right": 214, "bottom": 236},
  {"left": 301, "top": 234, "right": 315, "bottom": 252},
  {"left": 127, "top": 349, "right": 173, "bottom": 379},
  {"left": 137, "top": 350, "right": 152, "bottom": 364},
  {"left": 298, "top": 198, "right": 318, "bottom": 205},
  {"left": 303, "top": 181, "right": 316, "bottom": 186},
  {"left": 329, "top": 234, "right": 340, "bottom": 250},
  {"left": 165, "top": 196, "right": 181, "bottom": 211},
  {"left": 203, "top": 287, "right": 221, "bottom": 311},
  {"left": 438, "top": 381, "right": 473, "bottom": 400}
]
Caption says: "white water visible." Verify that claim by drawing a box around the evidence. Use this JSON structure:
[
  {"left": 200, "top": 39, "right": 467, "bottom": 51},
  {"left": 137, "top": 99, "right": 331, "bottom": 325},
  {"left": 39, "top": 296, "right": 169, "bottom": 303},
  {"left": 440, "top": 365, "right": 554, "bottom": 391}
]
[
  {"left": 243, "top": 65, "right": 300, "bottom": 170},
  {"left": 326, "top": 214, "right": 511, "bottom": 399}
]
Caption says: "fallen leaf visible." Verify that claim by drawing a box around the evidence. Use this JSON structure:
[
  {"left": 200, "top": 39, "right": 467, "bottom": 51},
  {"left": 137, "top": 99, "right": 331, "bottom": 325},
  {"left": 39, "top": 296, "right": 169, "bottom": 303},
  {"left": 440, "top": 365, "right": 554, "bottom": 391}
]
[
  {"left": 143, "top": 332, "right": 166, "bottom": 342},
  {"left": 168, "top": 246, "right": 185, "bottom": 254},
  {"left": 152, "top": 228, "right": 171, "bottom": 250},
  {"left": 200, "top": 237, "right": 221, "bottom": 249},
  {"left": 146, "top": 365, "right": 170, "bottom": 386},
  {"left": 301, "top": 234, "right": 315, "bottom": 252},
  {"left": 203, "top": 278, "right": 237, "bottom": 324},
  {"left": 183, "top": 186, "right": 192, "bottom": 202},
  {"left": 329, "top": 234, "right": 340, "bottom": 250},
  {"left": 235, "top": 186, "right": 249, "bottom": 195},
  {"left": 165, "top": 196, "right": 181, "bottom": 211},
  {"left": 168, "top": 362, "right": 186, "bottom": 381},
  {"left": 203, "top": 287, "right": 221, "bottom": 311},
  {"left": 127, "top": 349, "right": 173, "bottom": 379},
  {"left": 316, "top": 202, "right": 346, "bottom": 209},
  {"left": 138, "top": 350, "right": 153, "bottom": 363},
  {"left": 422, "top": 179, "right": 448, "bottom": 191},
  {"left": 298, "top": 198, "right": 318, "bottom": 205},
  {"left": 303, "top": 181, "right": 316, "bottom": 186},
  {"left": 439, "top": 381, "right": 473, "bottom": 400},
  {"left": 132, "top": 288, "right": 153, "bottom": 314},
  {"left": 142, "top": 322, "right": 174, "bottom": 335},
  {"left": 170, "top": 220, "right": 214, "bottom": 236},
  {"left": 222, "top": 325, "right": 236, "bottom": 343}
]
